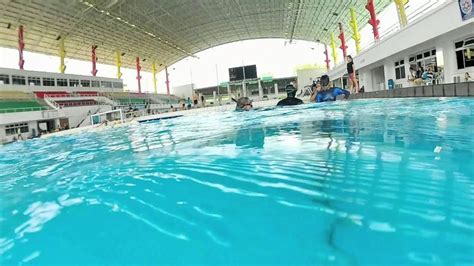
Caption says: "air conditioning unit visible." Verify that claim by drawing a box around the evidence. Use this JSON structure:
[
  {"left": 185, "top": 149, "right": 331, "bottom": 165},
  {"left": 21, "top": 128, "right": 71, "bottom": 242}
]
[{"left": 453, "top": 75, "right": 461, "bottom": 83}]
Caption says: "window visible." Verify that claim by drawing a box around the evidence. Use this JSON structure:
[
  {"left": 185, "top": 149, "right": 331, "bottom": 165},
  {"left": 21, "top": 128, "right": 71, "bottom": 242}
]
[
  {"left": 69, "top": 79, "right": 79, "bottom": 87},
  {"left": 113, "top": 82, "right": 123, "bottom": 89},
  {"left": 101, "top": 81, "right": 112, "bottom": 88},
  {"left": 455, "top": 37, "right": 474, "bottom": 70},
  {"left": 394, "top": 60, "right": 406, "bottom": 80},
  {"left": 81, "top": 80, "right": 90, "bottom": 87},
  {"left": 57, "top": 78, "right": 68, "bottom": 86},
  {"left": 91, "top": 80, "right": 100, "bottom": 88},
  {"left": 42, "top": 78, "right": 55, "bottom": 86},
  {"left": 28, "top": 77, "right": 41, "bottom": 86},
  {"left": 12, "top": 75, "right": 26, "bottom": 85},
  {"left": 409, "top": 49, "right": 437, "bottom": 71},
  {"left": 0, "top": 74, "right": 9, "bottom": 84},
  {"left": 5, "top": 123, "right": 29, "bottom": 136}
]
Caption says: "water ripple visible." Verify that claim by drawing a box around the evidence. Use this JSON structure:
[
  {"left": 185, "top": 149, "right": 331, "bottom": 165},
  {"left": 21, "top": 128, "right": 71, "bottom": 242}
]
[{"left": 0, "top": 98, "right": 473, "bottom": 265}]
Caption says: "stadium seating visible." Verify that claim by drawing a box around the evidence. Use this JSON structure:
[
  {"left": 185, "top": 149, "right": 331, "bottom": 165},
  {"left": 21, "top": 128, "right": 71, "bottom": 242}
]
[
  {"left": 0, "top": 91, "right": 48, "bottom": 113},
  {"left": 34, "top": 91, "right": 70, "bottom": 98}
]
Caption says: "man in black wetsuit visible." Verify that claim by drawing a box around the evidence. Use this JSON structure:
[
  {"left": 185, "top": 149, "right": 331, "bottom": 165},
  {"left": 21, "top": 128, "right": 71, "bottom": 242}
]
[{"left": 276, "top": 84, "right": 304, "bottom": 106}]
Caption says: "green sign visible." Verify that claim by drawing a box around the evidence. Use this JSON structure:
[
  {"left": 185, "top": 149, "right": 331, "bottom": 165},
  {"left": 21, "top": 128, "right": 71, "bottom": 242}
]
[
  {"left": 220, "top": 81, "right": 229, "bottom": 87},
  {"left": 261, "top": 76, "right": 273, "bottom": 82}
]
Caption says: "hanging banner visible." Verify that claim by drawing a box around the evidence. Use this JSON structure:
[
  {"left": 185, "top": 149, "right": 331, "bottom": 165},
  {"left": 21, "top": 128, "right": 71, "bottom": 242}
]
[{"left": 459, "top": 0, "right": 474, "bottom": 21}]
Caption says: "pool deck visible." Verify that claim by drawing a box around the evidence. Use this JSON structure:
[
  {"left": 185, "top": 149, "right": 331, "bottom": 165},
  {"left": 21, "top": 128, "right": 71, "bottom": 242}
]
[{"left": 349, "top": 82, "right": 474, "bottom": 100}]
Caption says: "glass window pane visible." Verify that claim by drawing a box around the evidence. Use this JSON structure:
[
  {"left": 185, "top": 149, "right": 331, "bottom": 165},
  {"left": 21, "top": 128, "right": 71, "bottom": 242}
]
[
  {"left": 12, "top": 75, "right": 26, "bottom": 85},
  {"left": 91, "top": 80, "right": 100, "bottom": 88},
  {"left": 0, "top": 74, "right": 10, "bottom": 84},
  {"left": 42, "top": 78, "right": 55, "bottom": 86},
  {"left": 69, "top": 79, "right": 79, "bottom": 87},
  {"left": 113, "top": 82, "right": 123, "bottom": 89},
  {"left": 81, "top": 80, "right": 90, "bottom": 87},
  {"left": 57, "top": 79, "right": 68, "bottom": 86}
]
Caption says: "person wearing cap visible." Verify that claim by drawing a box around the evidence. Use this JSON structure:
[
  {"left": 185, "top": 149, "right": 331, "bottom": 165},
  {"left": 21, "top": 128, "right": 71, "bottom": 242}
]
[
  {"left": 309, "top": 81, "right": 322, "bottom": 102},
  {"left": 276, "top": 83, "right": 304, "bottom": 106},
  {"left": 233, "top": 97, "right": 253, "bottom": 111},
  {"left": 312, "top": 75, "right": 350, "bottom": 103}
]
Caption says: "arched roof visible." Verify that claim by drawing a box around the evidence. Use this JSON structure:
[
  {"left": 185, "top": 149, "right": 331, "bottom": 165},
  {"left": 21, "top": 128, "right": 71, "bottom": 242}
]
[{"left": 0, "top": 0, "right": 391, "bottom": 72}]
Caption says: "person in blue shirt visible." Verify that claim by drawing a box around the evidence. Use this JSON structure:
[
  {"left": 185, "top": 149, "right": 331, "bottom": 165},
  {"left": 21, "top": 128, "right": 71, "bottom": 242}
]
[{"left": 310, "top": 75, "right": 350, "bottom": 102}]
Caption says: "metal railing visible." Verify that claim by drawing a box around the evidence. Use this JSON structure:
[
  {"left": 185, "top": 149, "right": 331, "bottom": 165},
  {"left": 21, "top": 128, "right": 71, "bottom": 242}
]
[{"left": 0, "top": 106, "right": 48, "bottom": 113}]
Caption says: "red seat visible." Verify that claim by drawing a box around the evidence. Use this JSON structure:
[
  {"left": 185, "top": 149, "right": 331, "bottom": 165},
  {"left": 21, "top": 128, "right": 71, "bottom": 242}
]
[{"left": 35, "top": 91, "right": 69, "bottom": 98}]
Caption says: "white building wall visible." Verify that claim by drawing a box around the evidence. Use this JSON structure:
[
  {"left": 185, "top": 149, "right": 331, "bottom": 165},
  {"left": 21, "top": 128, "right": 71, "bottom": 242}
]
[
  {"left": 296, "top": 69, "right": 324, "bottom": 91},
  {"left": 0, "top": 67, "right": 122, "bottom": 93},
  {"left": 0, "top": 120, "right": 42, "bottom": 144},
  {"left": 58, "top": 105, "right": 111, "bottom": 128},
  {"left": 326, "top": 1, "right": 474, "bottom": 91},
  {"left": 172, "top": 84, "right": 194, "bottom": 100}
]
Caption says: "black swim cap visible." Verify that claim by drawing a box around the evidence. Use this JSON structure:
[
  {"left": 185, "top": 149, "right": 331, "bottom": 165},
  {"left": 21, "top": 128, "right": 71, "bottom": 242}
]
[
  {"left": 285, "top": 84, "right": 297, "bottom": 97},
  {"left": 320, "top": 75, "right": 330, "bottom": 87},
  {"left": 234, "top": 97, "right": 253, "bottom": 110}
]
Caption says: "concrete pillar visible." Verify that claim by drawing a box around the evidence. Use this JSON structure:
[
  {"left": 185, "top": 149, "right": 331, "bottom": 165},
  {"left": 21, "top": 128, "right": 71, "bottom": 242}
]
[
  {"left": 227, "top": 84, "right": 231, "bottom": 97},
  {"left": 242, "top": 82, "right": 247, "bottom": 97},
  {"left": 274, "top": 83, "right": 279, "bottom": 97},
  {"left": 213, "top": 91, "right": 217, "bottom": 103},
  {"left": 258, "top": 80, "right": 263, "bottom": 99}
]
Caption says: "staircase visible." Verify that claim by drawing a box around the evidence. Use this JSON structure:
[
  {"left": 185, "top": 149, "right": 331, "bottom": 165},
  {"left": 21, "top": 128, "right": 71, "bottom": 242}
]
[{"left": 43, "top": 95, "right": 61, "bottom": 110}]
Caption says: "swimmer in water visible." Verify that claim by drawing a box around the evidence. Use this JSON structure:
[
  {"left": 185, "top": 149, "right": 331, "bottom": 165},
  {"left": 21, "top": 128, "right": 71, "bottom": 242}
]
[
  {"left": 310, "top": 75, "right": 350, "bottom": 102},
  {"left": 233, "top": 97, "right": 253, "bottom": 111},
  {"left": 276, "top": 83, "right": 304, "bottom": 106}
]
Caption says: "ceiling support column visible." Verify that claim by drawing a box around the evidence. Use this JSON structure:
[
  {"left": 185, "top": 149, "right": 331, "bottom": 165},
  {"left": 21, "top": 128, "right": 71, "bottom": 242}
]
[
  {"left": 115, "top": 51, "right": 122, "bottom": 79},
  {"left": 151, "top": 62, "right": 157, "bottom": 94},
  {"left": 59, "top": 37, "right": 66, "bottom": 73},
  {"left": 165, "top": 66, "right": 170, "bottom": 95},
  {"left": 136, "top": 57, "right": 142, "bottom": 94},
  {"left": 324, "top": 44, "right": 331, "bottom": 71},
  {"left": 394, "top": 0, "right": 408, "bottom": 28},
  {"left": 338, "top": 22, "right": 348, "bottom": 59},
  {"left": 91, "top": 45, "right": 98, "bottom": 76},
  {"left": 350, "top": 7, "right": 361, "bottom": 54},
  {"left": 18, "top": 25, "right": 25, "bottom": 70},
  {"left": 330, "top": 33, "right": 338, "bottom": 66},
  {"left": 366, "top": 0, "right": 380, "bottom": 42}
]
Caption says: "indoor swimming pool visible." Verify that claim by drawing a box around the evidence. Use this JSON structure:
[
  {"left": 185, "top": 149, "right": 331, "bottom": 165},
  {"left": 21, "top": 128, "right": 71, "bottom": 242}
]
[{"left": 0, "top": 98, "right": 473, "bottom": 265}]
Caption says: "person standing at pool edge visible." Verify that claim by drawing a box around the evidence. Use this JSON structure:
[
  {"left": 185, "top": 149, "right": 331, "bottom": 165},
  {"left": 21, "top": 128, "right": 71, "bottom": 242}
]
[
  {"left": 193, "top": 92, "right": 198, "bottom": 107},
  {"left": 347, "top": 55, "right": 359, "bottom": 93}
]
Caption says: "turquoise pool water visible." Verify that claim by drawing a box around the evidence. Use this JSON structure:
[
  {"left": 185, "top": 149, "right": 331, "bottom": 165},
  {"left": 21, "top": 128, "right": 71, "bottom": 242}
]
[{"left": 1, "top": 98, "right": 473, "bottom": 265}]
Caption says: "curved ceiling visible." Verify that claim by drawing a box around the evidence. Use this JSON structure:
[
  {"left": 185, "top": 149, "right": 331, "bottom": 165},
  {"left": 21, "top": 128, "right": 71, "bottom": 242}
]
[{"left": 0, "top": 0, "right": 391, "bottom": 72}]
